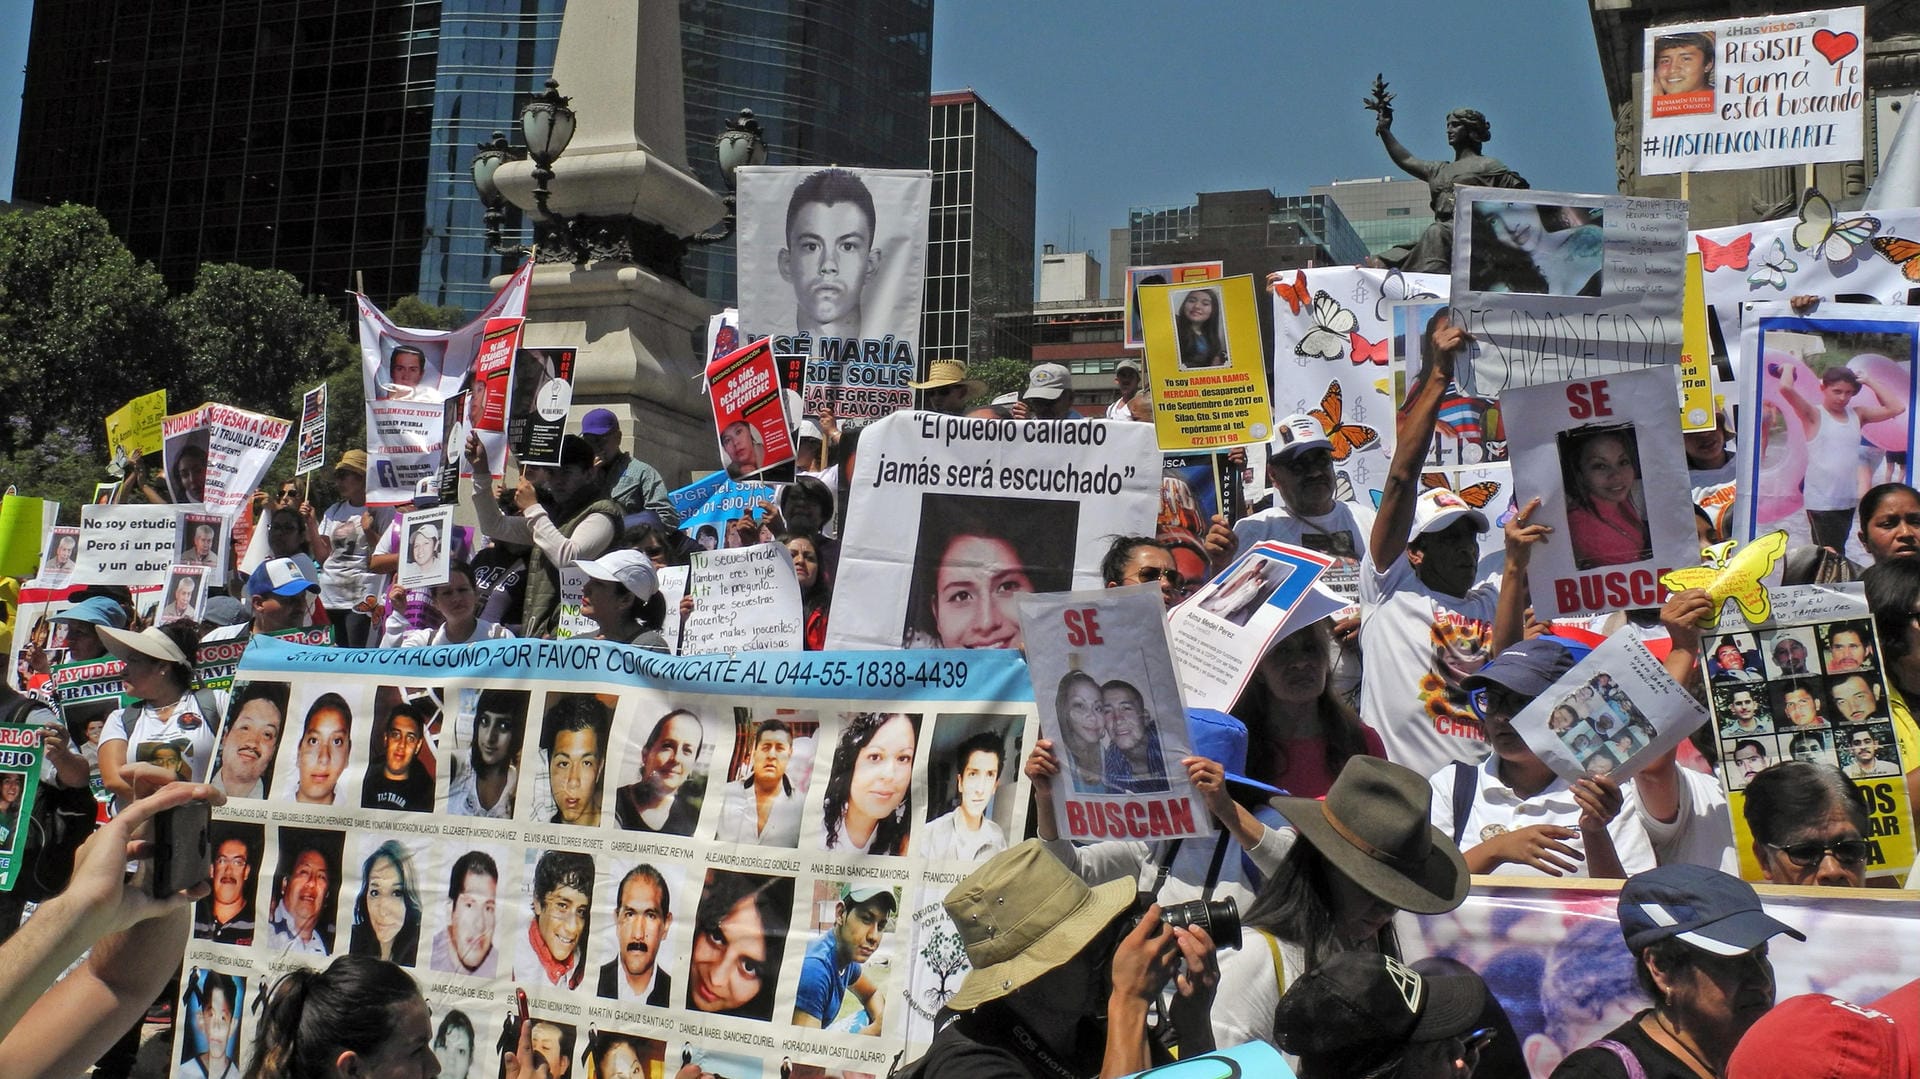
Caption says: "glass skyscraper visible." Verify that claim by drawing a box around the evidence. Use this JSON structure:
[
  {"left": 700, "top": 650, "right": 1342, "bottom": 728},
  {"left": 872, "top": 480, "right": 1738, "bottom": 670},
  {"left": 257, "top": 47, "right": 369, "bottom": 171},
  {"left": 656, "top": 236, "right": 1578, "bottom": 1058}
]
[{"left": 14, "top": 0, "right": 932, "bottom": 311}]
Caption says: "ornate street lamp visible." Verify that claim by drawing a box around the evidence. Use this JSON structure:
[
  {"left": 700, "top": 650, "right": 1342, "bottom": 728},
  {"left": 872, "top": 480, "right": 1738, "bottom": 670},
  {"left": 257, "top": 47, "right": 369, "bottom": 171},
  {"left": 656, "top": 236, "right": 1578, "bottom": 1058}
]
[{"left": 693, "top": 108, "right": 768, "bottom": 245}]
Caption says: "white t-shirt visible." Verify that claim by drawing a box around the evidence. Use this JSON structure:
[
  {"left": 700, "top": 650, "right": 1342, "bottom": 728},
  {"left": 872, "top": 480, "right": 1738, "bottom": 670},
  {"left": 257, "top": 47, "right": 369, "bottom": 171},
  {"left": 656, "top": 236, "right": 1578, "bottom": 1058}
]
[
  {"left": 318, "top": 501, "right": 388, "bottom": 609},
  {"left": 1212, "top": 928, "right": 1308, "bottom": 1056},
  {"left": 1638, "top": 766, "right": 1739, "bottom": 874},
  {"left": 713, "top": 782, "right": 804, "bottom": 847},
  {"left": 1358, "top": 552, "right": 1502, "bottom": 776},
  {"left": 917, "top": 811, "right": 1008, "bottom": 863},
  {"left": 102, "top": 691, "right": 227, "bottom": 785},
  {"left": 1233, "top": 500, "right": 1376, "bottom": 604},
  {"left": 1427, "top": 757, "right": 1656, "bottom": 878}
]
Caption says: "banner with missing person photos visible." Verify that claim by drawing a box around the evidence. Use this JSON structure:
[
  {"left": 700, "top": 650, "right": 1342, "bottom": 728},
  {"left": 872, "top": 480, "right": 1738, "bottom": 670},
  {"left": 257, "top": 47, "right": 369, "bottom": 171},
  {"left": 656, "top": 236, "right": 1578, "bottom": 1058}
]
[{"left": 175, "top": 636, "right": 1038, "bottom": 1079}]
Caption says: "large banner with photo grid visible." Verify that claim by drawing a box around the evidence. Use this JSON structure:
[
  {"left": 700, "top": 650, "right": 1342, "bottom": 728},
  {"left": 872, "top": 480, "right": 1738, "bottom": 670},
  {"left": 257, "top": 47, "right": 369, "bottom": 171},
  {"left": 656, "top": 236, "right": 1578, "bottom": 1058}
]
[{"left": 174, "top": 637, "right": 1036, "bottom": 1079}]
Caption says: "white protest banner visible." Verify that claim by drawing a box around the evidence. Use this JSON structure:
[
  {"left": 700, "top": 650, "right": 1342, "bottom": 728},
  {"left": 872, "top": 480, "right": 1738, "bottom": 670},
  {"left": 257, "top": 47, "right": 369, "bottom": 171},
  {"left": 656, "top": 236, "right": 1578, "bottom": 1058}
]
[
  {"left": 160, "top": 404, "right": 210, "bottom": 506},
  {"left": 183, "top": 635, "right": 1037, "bottom": 1077},
  {"left": 398, "top": 506, "right": 454, "bottom": 591},
  {"left": 508, "top": 345, "right": 576, "bottom": 468},
  {"left": 75, "top": 504, "right": 179, "bottom": 587},
  {"left": 826, "top": 411, "right": 1162, "bottom": 650},
  {"left": 156, "top": 564, "right": 209, "bottom": 627},
  {"left": 202, "top": 403, "right": 292, "bottom": 517},
  {"left": 1505, "top": 368, "right": 1699, "bottom": 618},
  {"left": 1513, "top": 627, "right": 1710, "bottom": 782},
  {"left": 1450, "top": 187, "right": 1689, "bottom": 385},
  {"left": 356, "top": 261, "right": 532, "bottom": 502},
  {"left": 1694, "top": 200, "right": 1920, "bottom": 378},
  {"left": 296, "top": 383, "right": 327, "bottom": 477},
  {"left": 1169, "top": 542, "right": 1346, "bottom": 712},
  {"left": 1640, "top": 8, "right": 1866, "bottom": 177},
  {"left": 1731, "top": 302, "right": 1920, "bottom": 558},
  {"left": 1270, "top": 267, "right": 1448, "bottom": 510},
  {"left": 1138, "top": 274, "right": 1274, "bottom": 451},
  {"left": 1125, "top": 260, "right": 1223, "bottom": 349},
  {"left": 1019, "top": 586, "right": 1207, "bottom": 841},
  {"left": 735, "top": 166, "right": 932, "bottom": 420},
  {"left": 706, "top": 337, "right": 797, "bottom": 481},
  {"left": 680, "top": 542, "right": 803, "bottom": 654}
]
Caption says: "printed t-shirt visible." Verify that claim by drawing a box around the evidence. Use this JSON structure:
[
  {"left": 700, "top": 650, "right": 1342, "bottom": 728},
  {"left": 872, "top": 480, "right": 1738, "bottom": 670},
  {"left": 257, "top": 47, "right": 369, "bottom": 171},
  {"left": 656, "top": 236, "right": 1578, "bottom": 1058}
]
[{"left": 1359, "top": 551, "right": 1501, "bottom": 775}]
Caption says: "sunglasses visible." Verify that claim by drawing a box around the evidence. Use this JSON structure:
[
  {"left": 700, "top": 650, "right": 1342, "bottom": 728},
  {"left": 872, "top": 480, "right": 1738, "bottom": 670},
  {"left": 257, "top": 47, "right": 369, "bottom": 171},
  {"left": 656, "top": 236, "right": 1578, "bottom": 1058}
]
[
  {"left": 1131, "top": 566, "right": 1187, "bottom": 589},
  {"left": 1768, "top": 838, "right": 1870, "bottom": 868}
]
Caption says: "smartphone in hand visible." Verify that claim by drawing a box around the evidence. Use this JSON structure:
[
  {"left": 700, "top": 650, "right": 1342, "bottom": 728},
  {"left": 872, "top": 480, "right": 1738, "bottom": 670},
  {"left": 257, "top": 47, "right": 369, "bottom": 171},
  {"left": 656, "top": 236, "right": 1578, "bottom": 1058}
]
[{"left": 149, "top": 801, "right": 212, "bottom": 899}]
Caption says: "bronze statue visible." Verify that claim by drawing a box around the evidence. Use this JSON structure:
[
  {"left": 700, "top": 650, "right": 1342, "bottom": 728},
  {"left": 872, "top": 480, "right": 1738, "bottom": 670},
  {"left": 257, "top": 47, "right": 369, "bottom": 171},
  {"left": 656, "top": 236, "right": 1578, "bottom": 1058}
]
[{"left": 1366, "top": 75, "right": 1528, "bottom": 272}]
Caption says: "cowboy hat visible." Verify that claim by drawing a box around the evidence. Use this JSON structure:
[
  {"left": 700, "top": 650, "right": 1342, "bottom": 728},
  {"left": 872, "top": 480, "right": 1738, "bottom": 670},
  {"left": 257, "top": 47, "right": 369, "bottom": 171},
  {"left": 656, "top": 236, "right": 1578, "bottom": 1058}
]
[
  {"left": 942, "top": 839, "right": 1134, "bottom": 1011},
  {"left": 1270, "top": 756, "right": 1468, "bottom": 915},
  {"left": 907, "top": 359, "right": 987, "bottom": 396}
]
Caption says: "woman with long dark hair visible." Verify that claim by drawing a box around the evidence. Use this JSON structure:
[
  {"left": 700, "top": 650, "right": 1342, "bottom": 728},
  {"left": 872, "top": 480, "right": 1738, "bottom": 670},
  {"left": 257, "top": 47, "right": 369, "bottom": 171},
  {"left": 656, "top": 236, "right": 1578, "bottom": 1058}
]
[
  {"left": 821, "top": 712, "right": 918, "bottom": 855},
  {"left": 243, "top": 955, "right": 431, "bottom": 1079},
  {"left": 685, "top": 870, "right": 793, "bottom": 1021},
  {"left": 347, "top": 840, "right": 422, "bottom": 965},
  {"left": 447, "top": 688, "right": 524, "bottom": 818},
  {"left": 1229, "top": 622, "right": 1385, "bottom": 798},
  {"left": 780, "top": 531, "right": 833, "bottom": 650},
  {"left": 1211, "top": 757, "right": 1469, "bottom": 1052},
  {"left": 1174, "top": 287, "right": 1229, "bottom": 369}
]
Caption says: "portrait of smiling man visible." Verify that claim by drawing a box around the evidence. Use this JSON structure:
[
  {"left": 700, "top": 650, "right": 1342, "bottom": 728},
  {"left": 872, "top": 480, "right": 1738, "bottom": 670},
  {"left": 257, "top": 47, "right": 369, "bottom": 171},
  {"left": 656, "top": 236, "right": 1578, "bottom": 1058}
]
[
  {"left": 195, "top": 824, "right": 262, "bottom": 945},
  {"left": 266, "top": 829, "right": 340, "bottom": 958},
  {"left": 597, "top": 863, "right": 675, "bottom": 1006},
  {"left": 517, "top": 849, "right": 595, "bottom": 990}
]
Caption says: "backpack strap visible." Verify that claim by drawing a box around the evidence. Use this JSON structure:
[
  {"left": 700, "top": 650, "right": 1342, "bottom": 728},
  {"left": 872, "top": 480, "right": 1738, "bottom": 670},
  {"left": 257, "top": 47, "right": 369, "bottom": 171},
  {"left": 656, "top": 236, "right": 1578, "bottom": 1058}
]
[
  {"left": 1594, "top": 1039, "right": 1649, "bottom": 1079},
  {"left": 1450, "top": 760, "right": 1477, "bottom": 847},
  {"left": 1253, "top": 928, "right": 1287, "bottom": 997}
]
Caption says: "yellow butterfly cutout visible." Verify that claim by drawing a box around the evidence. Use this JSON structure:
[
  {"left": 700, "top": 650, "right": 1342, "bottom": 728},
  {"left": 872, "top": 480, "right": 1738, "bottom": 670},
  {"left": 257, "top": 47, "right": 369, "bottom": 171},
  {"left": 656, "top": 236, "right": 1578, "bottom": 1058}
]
[{"left": 1659, "top": 531, "right": 1789, "bottom": 627}]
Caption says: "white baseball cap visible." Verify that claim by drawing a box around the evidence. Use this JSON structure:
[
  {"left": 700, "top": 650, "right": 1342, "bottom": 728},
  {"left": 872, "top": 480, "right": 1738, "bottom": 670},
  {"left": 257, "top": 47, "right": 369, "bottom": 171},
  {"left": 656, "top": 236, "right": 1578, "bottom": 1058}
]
[
  {"left": 1412, "top": 488, "right": 1489, "bottom": 537},
  {"left": 575, "top": 549, "right": 660, "bottom": 602},
  {"left": 1023, "top": 363, "right": 1071, "bottom": 401},
  {"left": 1270, "top": 413, "right": 1333, "bottom": 459}
]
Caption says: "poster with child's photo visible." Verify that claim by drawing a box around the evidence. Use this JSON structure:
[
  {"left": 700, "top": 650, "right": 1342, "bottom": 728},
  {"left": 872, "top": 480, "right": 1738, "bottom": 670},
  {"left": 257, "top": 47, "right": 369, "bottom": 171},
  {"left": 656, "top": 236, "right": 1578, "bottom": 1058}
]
[
  {"left": 1505, "top": 368, "right": 1698, "bottom": 618},
  {"left": 1019, "top": 585, "right": 1207, "bottom": 841}
]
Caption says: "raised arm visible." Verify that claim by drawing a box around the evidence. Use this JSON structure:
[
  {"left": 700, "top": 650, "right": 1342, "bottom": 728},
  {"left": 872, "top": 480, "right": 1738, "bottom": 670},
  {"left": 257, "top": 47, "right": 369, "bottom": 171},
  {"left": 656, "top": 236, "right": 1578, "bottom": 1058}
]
[
  {"left": 1856, "top": 367, "right": 1907, "bottom": 425},
  {"left": 1492, "top": 497, "right": 1551, "bottom": 652},
  {"left": 1375, "top": 114, "right": 1439, "bottom": 182},
  {"left": 1372, "top": 319, "right": 1468, "bottom": 570},
  {"left": 1774, "top": 365, "right": 1823, "bottom": 432},
  {"left": 1637, "top": 589, "right": 1713, "bottom": 826}
]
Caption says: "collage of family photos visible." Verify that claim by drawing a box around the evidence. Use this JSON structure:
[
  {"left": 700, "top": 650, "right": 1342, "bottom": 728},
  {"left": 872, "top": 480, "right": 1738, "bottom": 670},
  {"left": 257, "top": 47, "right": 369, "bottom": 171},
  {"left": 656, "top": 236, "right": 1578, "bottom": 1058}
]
[
  {"left": 1702, "top": 618, "right": 1905, "bottom": 791},
  {"left": 1541, "top": 672, "right": 1658, "bottom": 778}
]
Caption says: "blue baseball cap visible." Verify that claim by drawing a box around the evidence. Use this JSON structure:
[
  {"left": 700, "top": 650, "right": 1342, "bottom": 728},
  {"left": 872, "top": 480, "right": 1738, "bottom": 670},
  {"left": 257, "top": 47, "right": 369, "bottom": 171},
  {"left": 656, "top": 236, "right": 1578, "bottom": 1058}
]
[
  {"left": 1187, "top": 708, "right": 1283, "bottom": 797},
  {"left": 1618, "top": 864, "right": 1805, "bottom": 956},
  {"left": 49, "top": 595, "right": 129, "bottom": 630},
  {"left": 1462, "top": 637, "right": 1590, "bottom": 698},
  {"left": 247, "top": 555, "right": 319, "bottom": 599}
]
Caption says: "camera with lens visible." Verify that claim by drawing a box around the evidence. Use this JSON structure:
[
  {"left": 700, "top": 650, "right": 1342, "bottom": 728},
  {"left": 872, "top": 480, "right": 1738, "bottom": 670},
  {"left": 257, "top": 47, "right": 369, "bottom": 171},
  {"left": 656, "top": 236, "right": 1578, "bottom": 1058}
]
[{"left": 1127, "top": 894, "right": 1241, "bottom": 950}]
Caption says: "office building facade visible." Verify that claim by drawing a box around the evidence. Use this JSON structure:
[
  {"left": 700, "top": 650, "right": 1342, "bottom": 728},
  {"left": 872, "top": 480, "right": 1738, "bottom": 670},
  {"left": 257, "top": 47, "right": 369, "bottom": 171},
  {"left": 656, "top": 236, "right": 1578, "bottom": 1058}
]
[{"left": 923, "top": 89, "right": 1036, "bottom": 368}]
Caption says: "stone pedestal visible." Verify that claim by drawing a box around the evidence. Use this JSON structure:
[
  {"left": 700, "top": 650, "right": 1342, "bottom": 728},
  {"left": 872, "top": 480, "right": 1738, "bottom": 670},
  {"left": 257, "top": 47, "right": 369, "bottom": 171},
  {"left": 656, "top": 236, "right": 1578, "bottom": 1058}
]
[{"left": 491, "top": 0, "right": 728, "bottom": 489}]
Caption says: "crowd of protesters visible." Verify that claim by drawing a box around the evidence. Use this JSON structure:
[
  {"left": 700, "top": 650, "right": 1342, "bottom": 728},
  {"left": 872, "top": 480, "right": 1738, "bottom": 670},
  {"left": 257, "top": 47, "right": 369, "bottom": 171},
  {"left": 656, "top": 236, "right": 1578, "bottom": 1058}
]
[{"left": 0, "top": 319, "right": 1917, "bottom": 1079}]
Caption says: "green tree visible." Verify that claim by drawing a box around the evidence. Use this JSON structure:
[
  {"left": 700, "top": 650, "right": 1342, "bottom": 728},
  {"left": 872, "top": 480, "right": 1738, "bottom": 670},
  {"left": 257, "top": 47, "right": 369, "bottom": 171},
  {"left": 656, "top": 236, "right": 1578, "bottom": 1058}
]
[
  {"left": 0, "top": 204, "right": 171, "bottom": 457},
  {"left": 385, "top": 295, "right": 468, "bottom": 331},
  {"left": 167, "top": 264, "right": 348, "bottom": 419},
  {"left": 962, "top": 356, "right": 1033, "bottom": 411}
]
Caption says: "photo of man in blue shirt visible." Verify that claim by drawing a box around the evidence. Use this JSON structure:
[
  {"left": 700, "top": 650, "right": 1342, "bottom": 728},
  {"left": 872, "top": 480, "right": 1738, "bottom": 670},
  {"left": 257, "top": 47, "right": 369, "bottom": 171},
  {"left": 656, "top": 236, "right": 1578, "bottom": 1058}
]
[{"left": 791, "top": 884, "right": 895, "bottom": 1034}]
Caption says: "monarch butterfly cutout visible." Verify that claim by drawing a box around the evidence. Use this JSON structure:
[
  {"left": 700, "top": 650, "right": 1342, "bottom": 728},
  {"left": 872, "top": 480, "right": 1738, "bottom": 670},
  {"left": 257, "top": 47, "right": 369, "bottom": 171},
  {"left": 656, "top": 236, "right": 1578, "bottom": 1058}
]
[
  {"left": 1871, "top": 236, "right": 1920, "bottom": 282},
  {"left": 1658, "top": 530, "right": 1789, "bottom": 627},
  {"left": 1421, "top": 473, "right": 1501, "bottom": 510},
  {"left": 1791, "top": 190, "right": 1879, "bottom": 267},
  {"left": 1697, "top": 233, "right": 1753, "bottom": 273},
  {"left": 1272, "top": 270, "right": 1311, "bottom": 316},
  {"left": 1296, "top": 292, "right": 1359, "bottom": 360},
  {"left": 1308, "top": 381, "right": 1380, "bottom": 462}
]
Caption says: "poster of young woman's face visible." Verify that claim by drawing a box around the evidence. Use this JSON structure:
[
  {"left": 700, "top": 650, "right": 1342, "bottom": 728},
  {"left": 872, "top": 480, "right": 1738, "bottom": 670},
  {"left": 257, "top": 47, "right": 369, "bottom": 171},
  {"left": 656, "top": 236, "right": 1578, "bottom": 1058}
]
[
  {"left": 346, "top": 834, "right": 429, "bottom": 967},
  {"left": 1467, "top": 199, "right": 1604, "bottom": 298},
  {"left": 1555, "top": 424, "right": 1651, "bottom": 571},
  {"left": 684, "top": 868, "right": 794, "bottom": 1022},
  {"left": 818, "top": 712, "right": 921, "bottom": 856},
  {"left": 901, "top": 493, "right": 1076, "bottom": 650},
  {"left": 615, "top": 707, "right": 716, "bottom": 835},
  {"left": 432, "top": 1006, "right": 481, "bottom": 1079},
  {"left": 444, "top": 687, "right": 529, "bottom": 819}
]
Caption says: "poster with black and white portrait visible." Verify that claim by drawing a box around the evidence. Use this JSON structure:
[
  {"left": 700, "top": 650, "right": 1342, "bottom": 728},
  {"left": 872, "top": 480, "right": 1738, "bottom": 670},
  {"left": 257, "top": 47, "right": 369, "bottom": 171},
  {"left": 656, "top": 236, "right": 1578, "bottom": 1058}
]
[
  {"left": 734, "top": 166, "right": 931, "bottom": 421},
  {"left": 399, "top": 506, "right": 453, "bottom": 591}
]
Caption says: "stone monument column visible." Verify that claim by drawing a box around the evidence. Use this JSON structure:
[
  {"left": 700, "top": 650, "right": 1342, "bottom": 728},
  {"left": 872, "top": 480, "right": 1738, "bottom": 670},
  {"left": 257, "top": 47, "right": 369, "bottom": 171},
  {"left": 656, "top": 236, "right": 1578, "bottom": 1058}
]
[{"left": 491, "top": 0, "right": 727, "bottom": 487}]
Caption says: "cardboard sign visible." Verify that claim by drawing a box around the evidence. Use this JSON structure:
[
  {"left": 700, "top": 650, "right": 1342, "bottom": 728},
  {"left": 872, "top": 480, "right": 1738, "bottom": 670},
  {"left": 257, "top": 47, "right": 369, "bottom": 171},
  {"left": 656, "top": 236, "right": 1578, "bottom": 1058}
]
[
  {"left": 705, "top": 337, "right": 797, "bottom": 481},
  {"left": 1125, "top": 260, "right": 1224, "bottom": 349},
  {"left": 1138, "top": 274, "right": 1274, "bottom": 451}
]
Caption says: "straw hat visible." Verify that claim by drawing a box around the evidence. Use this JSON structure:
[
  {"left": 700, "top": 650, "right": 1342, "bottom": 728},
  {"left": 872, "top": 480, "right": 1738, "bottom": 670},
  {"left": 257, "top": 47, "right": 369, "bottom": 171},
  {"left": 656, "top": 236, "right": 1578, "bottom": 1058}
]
[
  {"left": 1270, "top": 756, "right": 1469, "bottom": 915},
  {"left": 942, "top": 839, "right": 1135, "bottom": 1011},
  {"left": 907, "top": 360, "right": 987, "bottom": 396}
]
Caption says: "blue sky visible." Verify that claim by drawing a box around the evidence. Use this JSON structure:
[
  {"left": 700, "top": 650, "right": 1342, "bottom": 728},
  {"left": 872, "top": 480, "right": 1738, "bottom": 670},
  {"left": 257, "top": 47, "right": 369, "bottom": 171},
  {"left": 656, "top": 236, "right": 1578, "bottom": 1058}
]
[{"left": 2, "top": 0, "right": 1618, "bottom": 259}]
